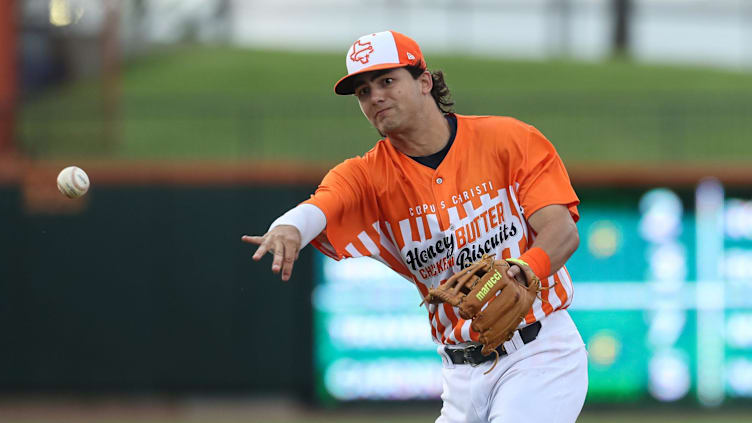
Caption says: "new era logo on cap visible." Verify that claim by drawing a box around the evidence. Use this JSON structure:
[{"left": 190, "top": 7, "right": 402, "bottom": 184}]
[{"left": 334, "top": 30, "right": 426, "bottom": 95}]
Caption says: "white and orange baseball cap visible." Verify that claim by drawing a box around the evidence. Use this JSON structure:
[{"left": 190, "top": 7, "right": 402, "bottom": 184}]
[{"left": 334, "top": 30, "right": 427, "bottom": 95}]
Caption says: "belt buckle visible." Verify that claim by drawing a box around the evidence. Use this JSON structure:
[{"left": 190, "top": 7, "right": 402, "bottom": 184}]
[{"left": 463, "top": 345, "right": 482, "bottom": 367}]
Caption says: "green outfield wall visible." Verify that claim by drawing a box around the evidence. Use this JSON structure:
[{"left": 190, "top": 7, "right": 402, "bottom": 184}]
[
  {"left": 0, "top": 185, "right": 316, "bottom": 397},
  {"left": 2, "top": 180, "right": 752, "bottom": 408}
]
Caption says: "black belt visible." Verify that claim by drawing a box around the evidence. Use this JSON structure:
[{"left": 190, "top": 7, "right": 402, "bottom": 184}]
[{"left": 444, "top": 321, "right": 542, "bottom": 366}]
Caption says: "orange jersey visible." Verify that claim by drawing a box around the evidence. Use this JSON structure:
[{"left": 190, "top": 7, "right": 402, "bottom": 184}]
[{"left": 304, "top": 114, "right": 579, "bottom": 345}]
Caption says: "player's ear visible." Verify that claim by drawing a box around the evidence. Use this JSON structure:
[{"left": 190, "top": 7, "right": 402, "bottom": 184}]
[{"left": 419, "top": 70, "right": 433, "bottom": 95}]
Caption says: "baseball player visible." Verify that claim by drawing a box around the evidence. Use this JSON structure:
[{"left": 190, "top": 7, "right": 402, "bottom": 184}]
[{"left": 242, "top": 30, "right": 588, "bottom": 422}]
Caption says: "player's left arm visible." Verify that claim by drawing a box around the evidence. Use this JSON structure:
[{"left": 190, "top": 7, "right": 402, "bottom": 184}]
[{"left": 506, "top": 204, "right": 578, "bottom": 281}]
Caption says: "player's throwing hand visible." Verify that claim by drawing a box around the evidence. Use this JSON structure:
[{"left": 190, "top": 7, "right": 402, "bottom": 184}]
[{"left": 241, "top": 225, "right": 302, "bottom": 281}]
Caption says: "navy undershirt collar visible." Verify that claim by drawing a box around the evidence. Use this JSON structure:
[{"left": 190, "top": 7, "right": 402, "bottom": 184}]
[{"left": 409, "top": 114, "right": 457, "bottom": 170}]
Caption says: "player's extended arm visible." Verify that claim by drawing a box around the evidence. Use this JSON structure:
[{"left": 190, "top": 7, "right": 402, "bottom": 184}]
[
  {"left": 241, "top": 204, "right": 326, "bottom": 281},
  {"left": 506, "top": 204, "right": 579, "bottom": 281}
]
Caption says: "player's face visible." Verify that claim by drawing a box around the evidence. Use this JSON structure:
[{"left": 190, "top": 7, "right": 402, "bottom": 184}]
[{"left": 353, "top": 68, "right": 424, "bottom": 135}]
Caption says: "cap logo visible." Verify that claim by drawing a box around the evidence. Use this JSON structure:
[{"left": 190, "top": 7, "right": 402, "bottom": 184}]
[
  {"left": 407, "top": 52, "right": 415, "bottom": 60},
  {"left": 350, "top": 40, "right": 374, "bottom": 65}
]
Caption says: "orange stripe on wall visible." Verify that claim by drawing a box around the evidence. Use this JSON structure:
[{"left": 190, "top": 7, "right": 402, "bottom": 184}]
[
  {"left": 3, "top": 158, "right": 752, "bottom": 187},
  {"left": 0, "top": 0, "right": 17, "bottom": 154}
]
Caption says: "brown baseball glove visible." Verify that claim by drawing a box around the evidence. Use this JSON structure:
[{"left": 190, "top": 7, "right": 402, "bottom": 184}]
[{"left": 423, "top": 255, "right": 543, "bottom": 372}]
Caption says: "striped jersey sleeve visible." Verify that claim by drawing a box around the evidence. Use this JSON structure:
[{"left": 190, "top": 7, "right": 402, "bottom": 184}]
[{"left": 303, "top": 158, "right": 415, "bottom": 280}]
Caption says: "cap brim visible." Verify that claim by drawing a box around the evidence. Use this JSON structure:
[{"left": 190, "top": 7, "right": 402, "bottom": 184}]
[{"left": 333, "top": 63, "right": 408, "bottom": 95}]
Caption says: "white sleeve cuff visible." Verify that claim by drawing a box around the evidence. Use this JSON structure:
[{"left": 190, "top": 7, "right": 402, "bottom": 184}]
[{"left": 269, "top": 203, "right": 327, "bottom": 248}]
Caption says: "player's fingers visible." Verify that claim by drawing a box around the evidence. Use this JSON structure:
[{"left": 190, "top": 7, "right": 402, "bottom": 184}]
[
  {"left": 245, "top": 235, "right": 270, "bottom": 261},
  {"left": 241, "top": 235, "right": 264, "bottom": 245},
  {"left": 507, "top": 265, "right": 526, "bottom": 285},
  {"left": 506, "top": 265, "right": 519, "bottom": 277},
  {"left": 271, "top": 240, "right": 284, "bottom": 273},
  {"left": 251, "top": 237, "right": 273, "bottom": 260},
  {"left": 281, "top": 245, "right": 298, "bottom": 282},
  {"left": 252, "top": 243, "right": 269, "bottom": 261}
]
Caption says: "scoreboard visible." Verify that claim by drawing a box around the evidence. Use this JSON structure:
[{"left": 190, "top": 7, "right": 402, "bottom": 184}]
[{"left": 312, "top": 181, "right": 752, "bottom": 405}]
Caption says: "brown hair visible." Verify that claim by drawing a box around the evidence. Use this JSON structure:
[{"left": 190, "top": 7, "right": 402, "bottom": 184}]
[{"left": 406, "top": 65, "right": 455, "bottom": 114}]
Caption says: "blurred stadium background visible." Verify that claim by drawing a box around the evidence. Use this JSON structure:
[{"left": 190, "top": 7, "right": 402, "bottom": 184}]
[{"left": 1, "top": 0, "right": 752, "bottom": 422}]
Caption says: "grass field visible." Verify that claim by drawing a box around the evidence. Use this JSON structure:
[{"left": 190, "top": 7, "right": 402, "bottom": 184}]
[
  {"left": 18, "top": 46, "right": 752, "bottom": 165},
  {"left": 7, "top": 414, "right": 747, "bottom": 423},
  {"left": 4, "top": 410, "right": 752, "bottom": 423},
  {"left": 2, "top": 399, "right": 751, "bottom": 423}
]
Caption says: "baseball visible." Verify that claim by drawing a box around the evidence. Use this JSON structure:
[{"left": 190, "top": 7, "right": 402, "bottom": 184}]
[{"left": 56, "top": 166, "right": 90, "bottom": 198}]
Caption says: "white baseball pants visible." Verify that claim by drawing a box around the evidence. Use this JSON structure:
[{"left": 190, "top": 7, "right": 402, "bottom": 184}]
[{"left": 436, "top": 310, "right": 588, "bottom": 423}]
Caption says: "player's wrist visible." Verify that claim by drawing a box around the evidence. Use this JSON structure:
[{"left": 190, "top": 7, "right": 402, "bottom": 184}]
[
  {"left": 517, "top": 247, "right": 551, "bottom": 279},
  {"left": 269, "top": 204, "right": 326, "bottom": 248}
]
